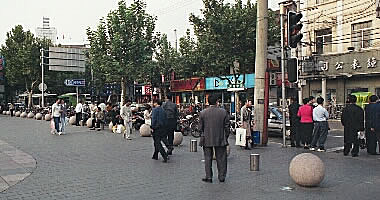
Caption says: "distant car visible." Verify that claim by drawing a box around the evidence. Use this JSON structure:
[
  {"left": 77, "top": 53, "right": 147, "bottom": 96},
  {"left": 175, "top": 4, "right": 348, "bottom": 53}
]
[{"left": 251, "top": 106, "right": 290, "bottom": 136}]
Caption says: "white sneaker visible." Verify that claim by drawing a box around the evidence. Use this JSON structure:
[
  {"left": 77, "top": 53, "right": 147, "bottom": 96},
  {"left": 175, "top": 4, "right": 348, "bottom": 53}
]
[
  {"left": 317, "top": 148, "right": 326, "bottom": 152},
  {"left": 126, "top": 137, "right": 132, "bottom": 140},
  {"left": 310, "top": 147, "right": 316, "bottom": 151},
  {"left": 58, "top": 132, "right": 62, "bottom": 135}
]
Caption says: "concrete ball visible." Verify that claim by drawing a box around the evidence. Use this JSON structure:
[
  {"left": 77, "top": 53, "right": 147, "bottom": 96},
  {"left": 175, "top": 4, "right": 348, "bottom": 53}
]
[
  {"left": 6, "top": 111, "right": 10, "bottom": 115},
  {"left": 2, "top": 111, "right": 6, "bottom": 115},
  {"left": 69, "top": 116, "right": 76, "bottom": 125},
  {"left": 27, "top": 113, "right": 34, "bottom": 118},
  {"left": 173, "top": 132, "right": 183, "bottom": 146},
  {"left": 86, "top": 118, "right": 93, "bottom": 128},
  {"left": 44, "top": 114, "right": 51, "bottom": 121},
  {"left": 15, "top": 111, "right": 21, "bottom": 117},
  {"left": 289, "top": 153, "right": 325, "bottom": 187},
  {"left": 20, "top": 112, "right": 27, "bottom": 118},
  {"left": 139, "top": 124, "right": 152, "bottom": 137},
  {"left": 35, "top": 113, "right": 42, "bottom": 120}
]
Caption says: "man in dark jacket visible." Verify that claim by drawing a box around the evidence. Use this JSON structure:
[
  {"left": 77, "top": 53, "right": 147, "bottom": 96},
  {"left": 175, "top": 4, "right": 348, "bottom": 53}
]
[
  {"left": 151, "top": 99, "right": 169, "bottom": 162},
  {"left": 162, "top": 93, "right": 178, "bottom": 155},
  {"left": 341, "top": 95, "right": 364, "bottom": 157},
  {"left": 199, "top": 94, "right": 230, "bottom": 183},
  {"left": 365, "top": 95, "right": 379, "bottom": 155},
  {"left": 289, "top": 97, "right": 300, "bottom": 147}
]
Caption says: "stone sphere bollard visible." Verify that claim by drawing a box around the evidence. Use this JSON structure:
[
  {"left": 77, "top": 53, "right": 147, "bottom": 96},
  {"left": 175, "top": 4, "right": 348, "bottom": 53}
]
[
  {"left": 15, "top": 111, "right": 21, "bottom": 117},
  {"left": 35, "top": 113, "right": 42, "bottom": 120},
  {"left": 109, "top": 122, "right": 113, "bottom": 132},
  {"left": 86, "top": 118, "right": 93, "bottom": 128},
  {"left": 289, "top": 153, "right": 325, "bottom": 187},
  {"left": 2, "top": 111, "right": 6, "bottom": 115},
  {"left": 20, "top": 112, "right": 27, "bottom": 118},
  {"left": 6, "top": 111, "right": 10, "bottom": 115},
  {"left": 69, "top": 116, "right": 76, "bottom": 125},
  {"left": 27, "top": 113, "right": 34, "bottom": 118},
  {"left": 139, "top": 124, "right": 152, "bottom": 137},
  {"left": 44, "top": 114, "right": 51, "bottom": 121},
  {"left": 173, "top": 132, "right": 183, "bottom": 146}
]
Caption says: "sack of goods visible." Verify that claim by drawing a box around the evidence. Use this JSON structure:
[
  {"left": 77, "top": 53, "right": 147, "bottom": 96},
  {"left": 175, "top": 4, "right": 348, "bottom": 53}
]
[
  {"left": 113, "top": 124, "right": 125, "bottom": 134},
  {"left": 235, "top": 128, "right": 247, "bottom": 147}
]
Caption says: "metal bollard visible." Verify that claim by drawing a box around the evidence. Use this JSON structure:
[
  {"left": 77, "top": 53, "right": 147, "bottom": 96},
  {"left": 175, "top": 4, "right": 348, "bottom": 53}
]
[
  {"left": 190, "top": 140, "right": 197, "bottom": 152},
  {"left": 250, "top": 154, "right": 260, "bottom": 171}
]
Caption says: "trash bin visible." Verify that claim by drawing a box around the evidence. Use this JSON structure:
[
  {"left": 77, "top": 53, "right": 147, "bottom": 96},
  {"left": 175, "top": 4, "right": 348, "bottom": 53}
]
[{"left": 252, "top": 131, "right": 260, "bottom": 144}]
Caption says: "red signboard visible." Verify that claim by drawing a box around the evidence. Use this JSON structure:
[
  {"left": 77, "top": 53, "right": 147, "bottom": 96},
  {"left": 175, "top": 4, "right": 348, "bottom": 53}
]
[
  {"left": 276, "top": 72, "right": 290, "bottom": 87},
  {"left": 170, "top": 78, "right": 205, "bottom": 92}
]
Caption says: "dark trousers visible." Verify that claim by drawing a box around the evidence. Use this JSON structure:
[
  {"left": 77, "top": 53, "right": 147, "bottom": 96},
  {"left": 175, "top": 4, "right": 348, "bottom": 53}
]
[
  {"left": 344, "top": 137, "right": 359, "bottom": 156},
  {"left": 10, "top": 109, "right": 14, "bottom": 117},
  {"left": 311, "top": 121, "right": 329, "bottom": 148},
  {"left": 366, "top": 130, "right": 377, "bottom": 154},
  {"left": 300, "top": 123, "right": 313, "bottom": 146},
  {"left": 152, "top": 129, "right": 169, "bottom": 160},
  {"left": 290, "top": 124, "right": 300, "bottom": 146},
  {"left": 75, "top": 112, "right": 82, "bottom": 125},
  {"left": 53, "top": 117, "right": 60, "bottom": 133},
  {"left": 90, "top": 119, "right": 101, "bottom": 128},
  {"left": 166, "top": 119, "right": 176, "bottom": 150},
  {"left": 203, "top": 146, "right": 227, "bottom": 180}
]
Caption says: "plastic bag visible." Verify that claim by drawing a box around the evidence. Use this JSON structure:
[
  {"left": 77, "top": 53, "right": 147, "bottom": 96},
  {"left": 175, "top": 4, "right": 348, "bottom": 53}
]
[{"left": 50, "top": 120, "right": 56, "bottom": 134}]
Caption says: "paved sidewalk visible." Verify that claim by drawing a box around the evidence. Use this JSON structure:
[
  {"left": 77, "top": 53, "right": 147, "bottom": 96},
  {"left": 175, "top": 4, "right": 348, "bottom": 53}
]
[
  {"left": 0, "top": 116, "right": 379, "bottom": 200},
  {"left": 0, "top": 139, "right": 36, "bottom": 192}
]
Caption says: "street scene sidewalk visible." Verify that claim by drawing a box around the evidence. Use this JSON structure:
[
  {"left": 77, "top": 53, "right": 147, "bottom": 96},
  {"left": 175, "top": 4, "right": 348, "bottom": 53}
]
[{"left": 0, "top": 116, "right": 379, "bottom": 200}]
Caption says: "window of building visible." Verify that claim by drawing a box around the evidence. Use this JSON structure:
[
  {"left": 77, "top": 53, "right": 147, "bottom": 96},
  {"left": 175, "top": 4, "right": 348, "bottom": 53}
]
[
  {"left": 315, "top": 28, "right": 332, "bottom": 54},
  {"left": 352, "top": 21, "right": 372, "bottom": 49}
]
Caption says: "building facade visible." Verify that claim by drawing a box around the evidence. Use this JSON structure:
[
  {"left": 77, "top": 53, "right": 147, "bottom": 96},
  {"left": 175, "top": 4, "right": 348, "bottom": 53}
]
[{"left": 300, "top": 0, "right": 380, "bottom": 105}]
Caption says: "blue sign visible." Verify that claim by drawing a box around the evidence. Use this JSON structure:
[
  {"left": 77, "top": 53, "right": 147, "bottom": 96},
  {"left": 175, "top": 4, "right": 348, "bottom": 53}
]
[
  {"left": 64, "top": 79, "right": 85, "bottom": 87},
  {"left": 205, "top": 74, "right": 255, "bottom": 90}
]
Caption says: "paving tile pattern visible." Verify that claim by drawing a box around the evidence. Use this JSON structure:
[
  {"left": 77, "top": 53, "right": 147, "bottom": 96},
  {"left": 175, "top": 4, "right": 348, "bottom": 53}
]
[{"left": 0, "top": 116, "right": 379, "bottom": 200}]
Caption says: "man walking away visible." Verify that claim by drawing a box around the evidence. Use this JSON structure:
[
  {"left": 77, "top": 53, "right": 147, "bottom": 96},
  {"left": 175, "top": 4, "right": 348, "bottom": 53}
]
[
  {"left": 199, "top": 94, "right": 230, "bottom": 183},
  {"left": 341, "top": 95, "right": 364, "bottom": 157},
  {"left": 310, "top": 97, "right": 329, "bottom": 152},
  {"left": 289, "top": 97, "right": 300, "bottom": 147},
  {"left": 365, "top": 95, "right": 380, "bottom": 155},
  {"left": 297, "top": 98, "right": 314, "bottom": 149},
  {"left": 151, "top": 99, "right": 169, "bottom": 163},
  {"left": 59, "top": 99, "right": 67, "bottom": 135},
  {"left": 162, "top": 94, "right": 178, "bottom": 155},
  {"left": 52, "top": 99, "right": 62, "bottom": 135},
  {"left": 75, "top": 101, "right": 83, "bottom": 126},
  {"left": 120, "top": 100, "right": 133, "bottom": 140}
]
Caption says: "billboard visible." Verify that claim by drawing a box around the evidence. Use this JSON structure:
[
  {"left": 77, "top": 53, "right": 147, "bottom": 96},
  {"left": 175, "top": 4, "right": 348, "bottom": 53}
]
[
  {"left": 205, "top": 74, "right": 255, "bottom": 90},
  {"left": 48, "top": 47, "right": 86, "bottom": 72}
]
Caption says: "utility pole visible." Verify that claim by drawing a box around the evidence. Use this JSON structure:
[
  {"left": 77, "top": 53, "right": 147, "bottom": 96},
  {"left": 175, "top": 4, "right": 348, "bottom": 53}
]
[
  {"left": 296, "top": 0, "right": 303, "bottom": 105},
  {"left": 254, "top": 0, "right": 268, "bottom": 146}
]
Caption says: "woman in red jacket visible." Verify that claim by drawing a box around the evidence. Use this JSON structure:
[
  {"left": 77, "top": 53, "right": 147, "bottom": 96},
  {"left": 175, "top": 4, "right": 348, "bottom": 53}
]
[{"left": 297, "top": 98, "right": 314, "bottom": 149}]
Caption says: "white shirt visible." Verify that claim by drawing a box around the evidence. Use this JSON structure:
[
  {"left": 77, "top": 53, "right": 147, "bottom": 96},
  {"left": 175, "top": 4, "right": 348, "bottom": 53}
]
[
  {"left": 313, "top": 105, "right": 329, "bottom": 122},
  {"left": 75, "top": 103, "right": 83, "bottom": 113},
  {"left": 99, "top": 103, "right": 106, "bottom": 111},
  {"left": 120, "top": 105, "right": 132, "bottom": 122},
  {"left": 144, "top": 109, "right": 152, "bottom": 125},
  {"left": 52, "top": 103, "right": 61, "bottom": 118}
]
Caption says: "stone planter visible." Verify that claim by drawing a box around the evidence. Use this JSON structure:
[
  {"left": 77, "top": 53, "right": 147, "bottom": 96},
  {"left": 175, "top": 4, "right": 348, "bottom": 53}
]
[
  {"left": 69, "top": 116, "right": 76, "bottom": 125},
  {"left": 173, "top": 132, "right": 183, "bottom": 146},
  {"left": 139, "top": 124, "right": 152, "bottom": 137},
  {"left": 289, "top": 153, "right": 325, "bottom": 187},
  {"left": 2, "top": 111, "right": 6, "bottom": 115},
  {"left": 20, "top": 112, "right": 27, "bottom": 118},
  {"left": 6, "top": 111, "right": 10, "bottom": 115},
  {"left": 44, "top": 114, "right": 51, "bottom": 121},
  {"left": 86, "top": 118, "right": 93, "bottom": 128},
  {"left": 27, "top": 113, "right": 34, "bottom": 118},
  {"left": 35, "top": 113, "right": 42, "bottom": 120},
  {"left": 15, "top": 111, "right": 21, "bottom": 117}
]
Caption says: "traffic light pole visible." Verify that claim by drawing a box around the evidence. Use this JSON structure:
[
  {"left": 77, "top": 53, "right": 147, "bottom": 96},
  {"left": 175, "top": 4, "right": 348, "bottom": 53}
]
[{"left": 280, "top": 4, "right": 287, "bottom": 147}]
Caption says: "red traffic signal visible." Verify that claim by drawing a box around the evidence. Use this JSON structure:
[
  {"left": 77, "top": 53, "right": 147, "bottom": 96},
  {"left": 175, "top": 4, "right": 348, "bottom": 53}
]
[{"left": 288, "top": 11, "right": 303, "bottom": 48}]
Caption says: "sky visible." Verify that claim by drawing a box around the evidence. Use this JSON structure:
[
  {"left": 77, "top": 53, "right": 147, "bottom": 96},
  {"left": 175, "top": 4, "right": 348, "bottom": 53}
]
[{"left": 0, "top": 0, "right": 280, "bottom": 46}]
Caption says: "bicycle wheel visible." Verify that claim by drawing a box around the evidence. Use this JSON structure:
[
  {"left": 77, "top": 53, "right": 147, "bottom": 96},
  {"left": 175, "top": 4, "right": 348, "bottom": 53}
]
[{"left": 190, "top": 120, "right": 201, "bottom": 138}]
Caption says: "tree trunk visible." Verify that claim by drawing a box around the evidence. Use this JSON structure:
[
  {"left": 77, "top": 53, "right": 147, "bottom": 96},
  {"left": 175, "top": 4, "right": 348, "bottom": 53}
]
[
  {"left": 121, "top": 77, "right": 126, "bottom": 105},
  {"left": 28, "top": 90, "right": 33, "bottom": 109}
]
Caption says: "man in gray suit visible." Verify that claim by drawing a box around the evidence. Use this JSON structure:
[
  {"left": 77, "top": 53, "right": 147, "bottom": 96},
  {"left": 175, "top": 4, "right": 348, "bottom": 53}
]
[{"left": 199, "top": 94, "right": 230, "bottom": 183}]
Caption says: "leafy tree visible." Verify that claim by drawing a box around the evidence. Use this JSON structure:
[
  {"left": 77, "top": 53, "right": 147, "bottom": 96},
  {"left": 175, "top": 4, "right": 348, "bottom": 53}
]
[
  {"left": 0, "top": 25, "right": 51, "bottom": 108},
  {"left": 87, "top": 0, "right": 157, "bottom": 103}
]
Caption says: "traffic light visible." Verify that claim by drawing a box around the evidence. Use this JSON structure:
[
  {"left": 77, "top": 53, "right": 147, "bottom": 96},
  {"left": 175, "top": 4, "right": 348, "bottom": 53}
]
[
  {"left": 287, "top": 58, "right": 298, "bottom": 83},
  {"left": 288, "top": 11, "right": 303, "bottom": 48}
]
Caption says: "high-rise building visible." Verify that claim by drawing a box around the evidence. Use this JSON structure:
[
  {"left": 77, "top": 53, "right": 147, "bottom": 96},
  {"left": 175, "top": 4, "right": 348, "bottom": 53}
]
[{"left": 36, "top": 17, "right": 57, "bottom": 44}]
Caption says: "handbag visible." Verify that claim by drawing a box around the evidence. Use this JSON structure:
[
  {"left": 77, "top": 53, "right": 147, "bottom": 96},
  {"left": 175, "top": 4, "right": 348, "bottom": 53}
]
[
  {"left": 50, "top": 120, "right": 56, "bottom": 134},
  {"left": 235, "top": 128, "right": 247, "bottom": 147}
]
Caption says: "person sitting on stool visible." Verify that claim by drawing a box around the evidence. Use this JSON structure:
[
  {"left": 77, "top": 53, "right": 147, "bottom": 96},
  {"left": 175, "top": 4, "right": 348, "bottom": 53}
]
[{"left": 90, "top": 107, "right": 104, "bottom": 131}]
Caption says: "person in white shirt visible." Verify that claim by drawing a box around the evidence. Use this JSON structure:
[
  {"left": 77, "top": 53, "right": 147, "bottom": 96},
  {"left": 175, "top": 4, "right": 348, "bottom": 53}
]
[
  {"left": 120, "top": 100, "right": 133, "bottom": 140},
  {"left": 52, "top": 99, "right": 63, "bottom": 134},
  {"left": 144, "top": 104, "right": 152, "bottom": 126},
  {"left": 99, "top": 101, "right": 106, "bottom": 111},
  {"left": 310, "top": 97, "right": 329, "bottom": 152},
  {"left": 75, "top": 101, "right": 83, "bottom": 126}
]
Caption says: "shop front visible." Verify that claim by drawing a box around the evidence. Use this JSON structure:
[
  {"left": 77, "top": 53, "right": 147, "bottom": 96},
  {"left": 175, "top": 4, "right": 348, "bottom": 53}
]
[{"left": 170, "top": 78, "right": 205, "bottom": 104}]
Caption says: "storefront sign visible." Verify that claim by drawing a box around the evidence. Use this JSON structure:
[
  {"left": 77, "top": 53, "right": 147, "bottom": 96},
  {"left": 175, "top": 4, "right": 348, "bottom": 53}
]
[
  {"left": 170, "top": 78, "right": 205, "bottom": 92},
  {"left": 205, "top": 74, "right": 255, "bottom": 90}
]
